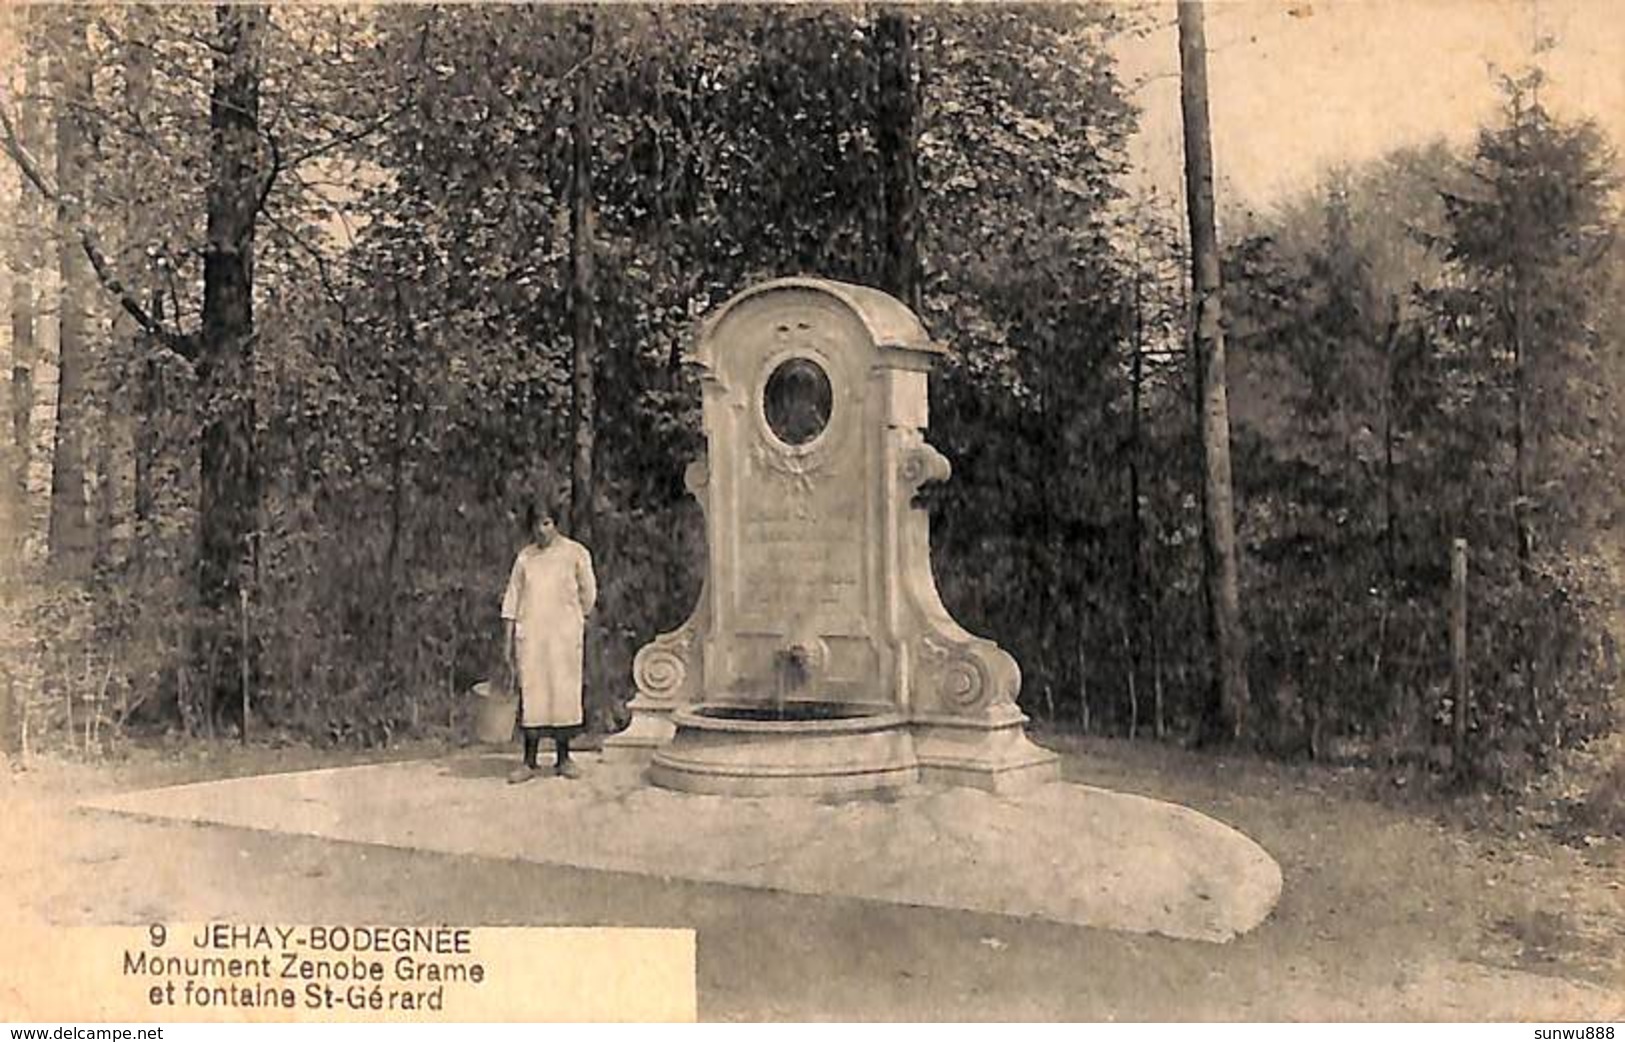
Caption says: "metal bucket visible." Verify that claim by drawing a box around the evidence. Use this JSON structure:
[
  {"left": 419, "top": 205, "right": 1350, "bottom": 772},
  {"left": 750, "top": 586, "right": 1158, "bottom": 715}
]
[{"left": 471, "top": 681, "right": 518, "bottom": 745}]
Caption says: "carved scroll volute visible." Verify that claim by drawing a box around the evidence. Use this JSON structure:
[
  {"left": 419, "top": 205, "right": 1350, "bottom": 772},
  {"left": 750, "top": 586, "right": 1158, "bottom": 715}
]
[
  {"left": 627, "top": 458, "right": 712, "bottom": 709},
  {"left": 633, "top": 627, "right": 700, "bottom": 707},
  {"left": 898, "top": 442, "right": 950, "bottom": 497},
  {"left": 918, "top": 635, "right": 989, "bottom": 712},
  {"left": 894, "top": 435, "right": 1023, "bottom": 718},
  {"left": 913, "top": 634, "right": 1021, "bottom": 716}
]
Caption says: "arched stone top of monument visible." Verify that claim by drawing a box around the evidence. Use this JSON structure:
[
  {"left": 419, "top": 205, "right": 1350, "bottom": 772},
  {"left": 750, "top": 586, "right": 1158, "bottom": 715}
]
[{"left": 692, "top": 277, "right": 945, "bottom": 369}]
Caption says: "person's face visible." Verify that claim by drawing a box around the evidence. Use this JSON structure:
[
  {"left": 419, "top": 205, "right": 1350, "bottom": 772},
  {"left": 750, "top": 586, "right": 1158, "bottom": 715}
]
[{"left": 532, "top": 514, "right": 558, "bottom": 546}]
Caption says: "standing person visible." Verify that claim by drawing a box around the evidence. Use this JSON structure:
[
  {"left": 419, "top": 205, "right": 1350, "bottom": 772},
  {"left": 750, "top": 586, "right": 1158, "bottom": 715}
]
[{"left": 501, "top": 497, "right": 598, "bottom": 782}]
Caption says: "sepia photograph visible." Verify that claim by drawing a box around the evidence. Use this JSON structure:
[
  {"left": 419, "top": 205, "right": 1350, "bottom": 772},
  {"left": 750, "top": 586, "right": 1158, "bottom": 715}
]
[{"left": 0, "top": 0, "right": 1621, "bottom": 1025}]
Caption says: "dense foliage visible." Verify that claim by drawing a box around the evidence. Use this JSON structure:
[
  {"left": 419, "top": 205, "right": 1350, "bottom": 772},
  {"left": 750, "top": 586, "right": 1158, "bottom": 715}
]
[
  {"left": 1225, "top": 80, "right": 1623, "bottom": 779},
  {"left": 2, "top": 7, "right": 1619, "bottom": 793}
]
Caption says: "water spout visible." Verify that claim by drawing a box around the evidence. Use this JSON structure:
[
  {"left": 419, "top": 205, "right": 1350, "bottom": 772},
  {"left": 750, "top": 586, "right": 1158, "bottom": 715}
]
[{"left": 772, "top": 645, "right": 812, "bottom": 721}]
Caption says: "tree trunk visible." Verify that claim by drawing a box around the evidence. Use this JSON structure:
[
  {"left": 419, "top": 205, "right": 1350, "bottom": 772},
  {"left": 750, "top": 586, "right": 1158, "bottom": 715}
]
[
  {"left": 1178, "top": 0, "right": 1251, "bottom": 743},
  {"left": 385, "top": 286, "right": 416, "bottom": 679},
  {"left": 1503, "top": 95, "right": 1537, "bottom": 752},
  {"left": 1151, "top": 613, "right": 1166, "bottom": 740},
  {"left": 196, "top": 3, "right": 265, "bottom": 728},
  {"left": 385, "top": 357, "right": 405, "bottom": 676},
  {"left": 47, "top": 9, "right": 94, "bottom": 577},
  {"left": 1123, "top": 619, "right": 1139, "bottom": 740},
  {"left": 1451, "top": 537, "right": 1470, "bottom": 781},
  {"left": 875, "top": 9, "right": 922, "bottom": 314},
  {"left": 1077, "top": 629, "right": 1090, "bottom": 734},
  {"left": 133, "top": 346, "right": 160, "bottom": 564},
  {"left": 97, "top": 6, "right": 158, "bottom": 573},
  {"left": 567, "top": 14, "right": 600, "bottom": 733},
  {"left": 568, "top": 13, "right": 597, "bottom": 551},
  {"left": 1504, "top": 90, "right": 1535, "bottom": 572},
  {"left": 1510, "top": 267, "right": 1531, "bottom": 567},
  {"left": 7, "top": 10, "right": 41, "bottom": 566},
  {"left": 93, "top": 314, "right": 121, "bottom": 569},
  {"left": 123, "top": 9, "right": 160, "bottom": 569},
  {"left": 1377, "top": 300, "right": 1401, "bottom": 729},
  {"left": 1127, "top": 270, "right": 1147, "bottom": 735},
  {"left": 1381, "top": 300, "right": 1400, "bottom": 583}
]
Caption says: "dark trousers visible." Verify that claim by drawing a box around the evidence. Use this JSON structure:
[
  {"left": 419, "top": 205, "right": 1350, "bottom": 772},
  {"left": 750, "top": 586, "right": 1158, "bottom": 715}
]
[{"left": 520, "top": 725, "right": 582, "bottom": 766}]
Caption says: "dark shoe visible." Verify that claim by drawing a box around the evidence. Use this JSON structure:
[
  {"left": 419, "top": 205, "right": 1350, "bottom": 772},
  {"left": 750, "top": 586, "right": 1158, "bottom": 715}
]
[
  {"left": 507, "top": 765, "right": 538, "bottom": 785},
  {"left": 554, "top": 759, "right": 583, "bottom": 780}
]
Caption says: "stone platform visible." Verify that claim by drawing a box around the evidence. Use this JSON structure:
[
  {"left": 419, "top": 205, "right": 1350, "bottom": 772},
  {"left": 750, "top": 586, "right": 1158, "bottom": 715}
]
[{"left": 83, "top": 754, "right": 1282, "bottom": 944}]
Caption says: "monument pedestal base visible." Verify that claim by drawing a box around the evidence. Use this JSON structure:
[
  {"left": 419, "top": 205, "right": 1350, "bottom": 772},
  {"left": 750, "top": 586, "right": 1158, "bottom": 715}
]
[
  {"left": 910, "top": 715, "right": 1060, "bottom": 794},
  {"left": 635, "top": 704, "right": 1058, "bottom": 796},
  {"left": 649, "top": 704, "right": 919, "bottom": 797}
]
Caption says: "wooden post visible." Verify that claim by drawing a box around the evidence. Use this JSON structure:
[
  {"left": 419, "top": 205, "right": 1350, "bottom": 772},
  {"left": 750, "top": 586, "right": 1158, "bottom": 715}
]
[{"left": 1451, "top": 538, "right": 1469, "bottom": 778}]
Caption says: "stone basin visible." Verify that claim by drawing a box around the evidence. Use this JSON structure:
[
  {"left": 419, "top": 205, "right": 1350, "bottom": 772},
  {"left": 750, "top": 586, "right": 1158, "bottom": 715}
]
[
  {"left": 688, "top": 699, "right": 895, "bottom": 726},
  {"left": 649, "top": 700, "right": 920, "bottom": 796}
]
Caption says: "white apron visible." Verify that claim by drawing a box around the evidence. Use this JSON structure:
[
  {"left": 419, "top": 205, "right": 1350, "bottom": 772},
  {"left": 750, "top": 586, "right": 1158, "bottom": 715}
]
[{"left": 500, "top": 538, "right": 597, "bottom": 728}]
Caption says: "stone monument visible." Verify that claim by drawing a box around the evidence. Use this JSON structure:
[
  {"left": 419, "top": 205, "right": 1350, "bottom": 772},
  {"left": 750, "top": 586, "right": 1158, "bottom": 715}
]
[{"left": 605, "top": 277, "right": 1058, "bottom": 795}]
